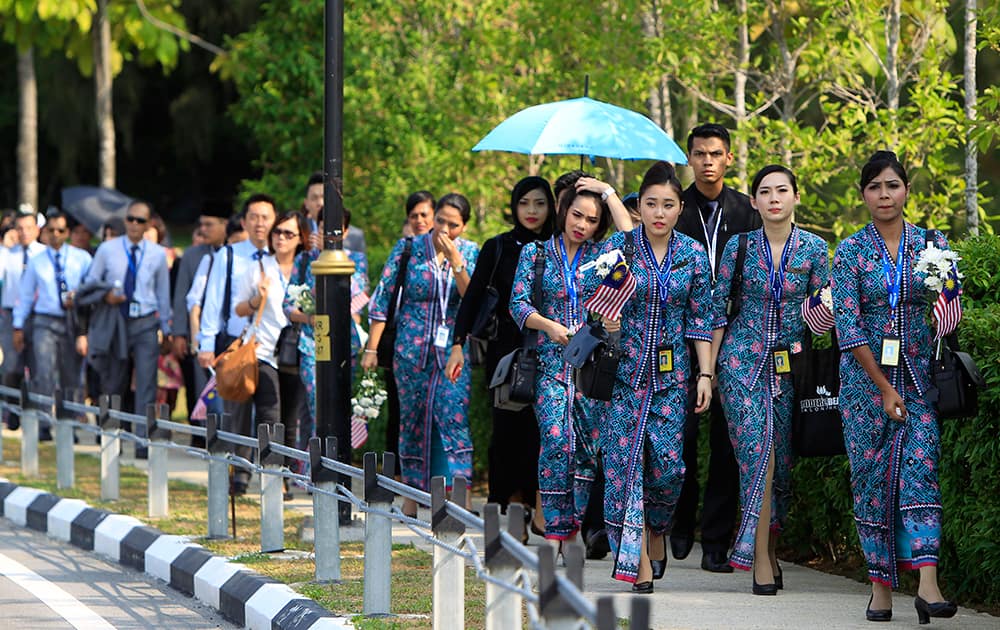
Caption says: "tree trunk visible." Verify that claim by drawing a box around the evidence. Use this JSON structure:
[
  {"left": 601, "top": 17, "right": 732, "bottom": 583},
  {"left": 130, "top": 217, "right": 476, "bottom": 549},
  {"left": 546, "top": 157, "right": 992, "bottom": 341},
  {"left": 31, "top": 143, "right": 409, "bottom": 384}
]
[
  {"left": 964, "top": 0, "right": 979, "bottom": 235},
  {"left": 94, "top": 0, "right": 115, "bottom": 189},
  {"left": 642, "top": 5, "right": 674, "bottom": 139},
  {"left": 734, "top": 0, "right": 749, "bottom": 192},
  {"left": 885, "top": 0, "right": 902, "bottom": 143},
  {"left": 16, "top": 47, "right": 38, "bottom": 211}
]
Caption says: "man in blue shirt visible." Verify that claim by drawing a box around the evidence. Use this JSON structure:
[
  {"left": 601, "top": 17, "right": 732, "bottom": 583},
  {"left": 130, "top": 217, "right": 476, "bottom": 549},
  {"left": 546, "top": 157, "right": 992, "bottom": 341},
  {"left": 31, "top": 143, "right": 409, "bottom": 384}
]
[
  {"left": 13, "top": 211, "right": 92, "bottom": 421},
  {"left": 84, "top": 200, "right": 172, "bottom": 457}
]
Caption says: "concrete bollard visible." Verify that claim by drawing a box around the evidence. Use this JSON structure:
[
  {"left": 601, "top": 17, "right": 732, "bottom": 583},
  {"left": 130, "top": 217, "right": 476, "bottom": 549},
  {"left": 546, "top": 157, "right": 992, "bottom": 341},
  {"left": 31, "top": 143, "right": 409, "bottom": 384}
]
[
  {"left": 432, "top": 475, "right": 466, "bottom": 630},
  {"left": 363, "top": 451, "right": 395, "bottom": 617},
  {"left": 259, "top": 422, "right": 284, "bottom": 553},
  {"left": 538, "top": 540, "right": 586, "bottom": 630},
  {"left": 54, "top": 387, "right": 75, "bottom": 490},
  {"left": 630, "top": 596, "right": 650, "bottom": 630},
  {"left": 484, "top": 503, "right": 524, "bottom": 630},
  {"left": 147, "top": 403, "right": 171, "bottom": 517},
  {"left": 20, "top": 380, "right": 39, "bottom": 478},
  {"left": 311, "top": 436, "right": 341, "bottom": 582},
  {"left": 205, "top": 413, "right": 230, "bottom": 539},
  {"left": 99, "top": 395, "right": 121, "bottom": 501},
  {"left": 596, "top": 597, "right": 617, "bottom": 630}
]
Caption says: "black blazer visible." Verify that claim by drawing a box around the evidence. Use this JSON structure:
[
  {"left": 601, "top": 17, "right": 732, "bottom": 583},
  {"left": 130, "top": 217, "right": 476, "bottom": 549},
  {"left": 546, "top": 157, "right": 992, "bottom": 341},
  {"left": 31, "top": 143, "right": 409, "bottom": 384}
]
[{"left": 677, "top": 183, "right": 760, "bottom": 276}]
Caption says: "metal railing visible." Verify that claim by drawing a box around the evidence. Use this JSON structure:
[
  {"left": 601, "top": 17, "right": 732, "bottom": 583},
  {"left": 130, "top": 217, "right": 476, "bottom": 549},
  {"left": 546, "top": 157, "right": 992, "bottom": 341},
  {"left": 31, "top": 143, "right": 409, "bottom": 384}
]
[{"left": 0, "top": 381, "right": 650, "bottom": 629}]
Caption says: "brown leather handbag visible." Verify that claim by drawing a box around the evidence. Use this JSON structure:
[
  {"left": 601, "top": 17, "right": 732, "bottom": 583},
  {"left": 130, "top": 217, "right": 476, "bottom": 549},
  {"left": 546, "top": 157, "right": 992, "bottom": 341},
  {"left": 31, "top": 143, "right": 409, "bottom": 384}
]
[{"left": 214, "top": 279, "right": 267, "bottom": 402}]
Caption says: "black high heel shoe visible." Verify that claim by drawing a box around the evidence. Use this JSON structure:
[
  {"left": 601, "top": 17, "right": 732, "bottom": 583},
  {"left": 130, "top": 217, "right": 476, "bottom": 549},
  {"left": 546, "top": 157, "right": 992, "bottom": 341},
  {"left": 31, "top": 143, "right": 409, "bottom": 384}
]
[
  {"left": 752, "top": 571, "right": 778, "bottom": 596},
  {"left": 649, "top": 535, "right": 667, "bottom": 580},
  {"left": 632, "top": 580, "right": 653, "bottom": 594},
  {"left": 774, "top": 563, "right": 783, "bottom": 590},
  {"left": 914, "top": 595, "right": 957, "bottom": 625},
  {"left": 866, "top": 594, "right": 892, "bottom": 622}
]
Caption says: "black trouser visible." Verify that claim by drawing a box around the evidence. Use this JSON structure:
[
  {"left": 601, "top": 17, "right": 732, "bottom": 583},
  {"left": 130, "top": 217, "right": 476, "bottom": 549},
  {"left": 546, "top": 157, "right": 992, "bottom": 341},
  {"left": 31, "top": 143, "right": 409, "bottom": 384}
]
[
  {"left": 383, "top": 366, "right": 400, "bottom": 459},
  {"left": 581, "top": 455, "right": 605, "bottom": 538},
  {"left": 671, "top": 387, "right": 739, "bottom": 554},
  {"left": 225, "top": 361, "right": 281, "bottom": 484}
]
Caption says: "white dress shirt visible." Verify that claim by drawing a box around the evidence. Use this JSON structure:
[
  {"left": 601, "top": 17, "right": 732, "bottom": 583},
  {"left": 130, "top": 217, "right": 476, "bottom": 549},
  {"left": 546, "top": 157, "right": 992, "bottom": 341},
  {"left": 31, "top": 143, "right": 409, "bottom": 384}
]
[
  {"left": 198, "top": 239, "right": 268, "bottom": 353},
  {"left": 0, "top": 240, "right": 46, "bottom": 309},
  {"left": 234, "top": 255, "right": 290, "bottom": 368},
  {"left": 85, "top": 235, "right": 172, "bottom": 334},
  {"left": 185, "top": 253, "right": 212, "bottom": 311},
  {"left": 13, "top": 244, "right": 92, "bottom": 327}
]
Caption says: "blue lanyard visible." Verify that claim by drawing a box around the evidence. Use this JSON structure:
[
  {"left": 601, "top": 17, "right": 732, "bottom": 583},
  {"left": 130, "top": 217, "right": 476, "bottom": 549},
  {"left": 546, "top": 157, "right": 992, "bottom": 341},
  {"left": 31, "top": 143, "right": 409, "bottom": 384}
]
[
  {"left": 122, "top": 239, "right": 145, "bottom": 277},
  {"left": 47, "top": 248, "right": 67, "bottom": 292},
  {"left": 877, "top": 229, "right": 906, "bottom": 317},
  {"left": 762, "top": 229, "right": 794, "bottom": 304},
  {"left": 558, "top": 235, "right": 583, "bottom": 310},
  {"left": 640, "top": 226, "right": 675, "bottom": 309}
]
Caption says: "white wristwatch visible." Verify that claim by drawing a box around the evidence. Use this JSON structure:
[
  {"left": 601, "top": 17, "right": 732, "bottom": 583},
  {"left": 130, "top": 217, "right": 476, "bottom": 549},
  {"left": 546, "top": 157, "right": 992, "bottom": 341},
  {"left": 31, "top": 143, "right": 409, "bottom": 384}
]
[{"left": 601, "top": 186, "right": 616, "bottom": 201}]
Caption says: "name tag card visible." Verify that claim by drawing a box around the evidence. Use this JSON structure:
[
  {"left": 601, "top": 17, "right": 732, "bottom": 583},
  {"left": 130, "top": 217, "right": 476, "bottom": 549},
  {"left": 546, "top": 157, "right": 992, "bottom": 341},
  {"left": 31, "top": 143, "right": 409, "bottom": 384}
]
[
  {"left": 129, "top": 302, "right": 141, "bottom": 318},
  {"left": 773, "top": 345, "right": 791, "bottom": 374},
  {"left": 657, "top": 345, "right": 674, "bottom": 373},
  {"left": 434, "top": 325, "right": 450, "bottom": 349},
  {"left": 880, "top": 336, "right": 900, "bottom": 367}
]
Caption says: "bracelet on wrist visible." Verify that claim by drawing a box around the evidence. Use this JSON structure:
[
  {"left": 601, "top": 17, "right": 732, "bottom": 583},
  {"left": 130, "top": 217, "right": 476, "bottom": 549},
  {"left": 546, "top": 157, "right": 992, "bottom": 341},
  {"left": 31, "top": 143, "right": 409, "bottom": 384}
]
[
  {"left": 601, "top": 186, "right": 616, "bottom": 201},
  {"left": 363, "top": 349, "right": 377, "bottom": 354},
  {"left": 697, "top": 372, "right": 714, "bottom": 380}
]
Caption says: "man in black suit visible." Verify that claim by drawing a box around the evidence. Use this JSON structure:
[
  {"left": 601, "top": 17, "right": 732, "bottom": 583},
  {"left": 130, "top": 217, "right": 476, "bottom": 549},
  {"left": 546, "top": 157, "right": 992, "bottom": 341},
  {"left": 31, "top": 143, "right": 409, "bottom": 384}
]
[{"left": 672, "top": 123, "right": 761, "bottom": 572}]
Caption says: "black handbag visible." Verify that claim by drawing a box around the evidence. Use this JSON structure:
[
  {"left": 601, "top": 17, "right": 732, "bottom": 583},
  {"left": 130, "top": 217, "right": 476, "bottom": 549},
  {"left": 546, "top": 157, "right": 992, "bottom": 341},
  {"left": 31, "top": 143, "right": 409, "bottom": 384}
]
[
  {"left": 930, "top": 334, "right": 985, "bottom": 420},
  {"left": 564, "top": 320, "right": 619, "bottom": 401},
  {"left": 490, "top": 245, "right": 545, "bottom": 410},
  {"left": 470, "top": 239, "right": 503, "bottom": 342},
  {"left": 276, "top": 257, "right": 310, "bottom": 374},
  {"left": 377, "top": 237, "right": 413, "bottom": 369},
  {"left": 791, "top": 331, "right": 845, "bottom": 457}
]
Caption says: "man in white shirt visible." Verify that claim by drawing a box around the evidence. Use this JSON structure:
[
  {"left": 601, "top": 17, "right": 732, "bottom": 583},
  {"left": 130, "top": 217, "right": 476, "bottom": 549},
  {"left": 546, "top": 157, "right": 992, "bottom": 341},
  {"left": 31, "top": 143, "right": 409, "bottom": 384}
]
[
  {"left": 13, "top": 211, "right": 92, "bottom": 415},
  {"left": 0, "top": 210, "right": 44, "bottom": 429},
  {"left": 196, "top": 194, "right": 276, "bottom": 494},
  {"left": 84, "top": 200, "right": 172, "bottom": 457}
]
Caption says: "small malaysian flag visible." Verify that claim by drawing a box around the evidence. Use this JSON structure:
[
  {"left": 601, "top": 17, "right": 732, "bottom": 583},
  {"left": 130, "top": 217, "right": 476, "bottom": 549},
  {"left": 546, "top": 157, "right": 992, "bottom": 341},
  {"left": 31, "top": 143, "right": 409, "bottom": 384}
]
[
  {"left": 350, "top": 415, "right": 368, "bottom": 449},
  {"left": 801, "top": 285, "right": 835, "bottom": 335},
  {"left": 933, "top": 267, "right": 962, "bottom": 339},
  {"left": 191, "top": 374, "right": 222, "bottom": 421},
  {"left": 583, "top": 253, "right": 637, "bottom": 321}
]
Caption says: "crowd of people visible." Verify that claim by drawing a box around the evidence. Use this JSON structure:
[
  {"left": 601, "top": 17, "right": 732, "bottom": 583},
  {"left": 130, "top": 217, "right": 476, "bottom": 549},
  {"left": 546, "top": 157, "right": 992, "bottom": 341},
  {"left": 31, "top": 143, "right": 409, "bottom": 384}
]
[{"left": 0, "top": 124, "right": 964, "bottom": 624}]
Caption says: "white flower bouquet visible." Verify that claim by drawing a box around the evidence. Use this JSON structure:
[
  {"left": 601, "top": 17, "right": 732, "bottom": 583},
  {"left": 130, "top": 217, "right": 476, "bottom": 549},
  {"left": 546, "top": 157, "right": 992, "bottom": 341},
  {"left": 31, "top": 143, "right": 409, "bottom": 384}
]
[
  {"left": 351, "top": 370, "right": 388, "bottom": 424},
  {"left": 287, "top": 283, "right": 315, "bottom": 315},
  {"left": 914, "top": 243, "right": 963, "bottom": 291}
]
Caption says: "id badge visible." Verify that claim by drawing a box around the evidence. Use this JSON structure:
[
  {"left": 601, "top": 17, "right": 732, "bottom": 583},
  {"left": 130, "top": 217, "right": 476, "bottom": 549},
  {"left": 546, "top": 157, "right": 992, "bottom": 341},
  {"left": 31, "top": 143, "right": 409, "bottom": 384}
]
[
  {"left": 434, "top": 325, "right": 450, "bottom": 349},
  {"left": 773, "top": 346, "right": 791, "bottom": 374},
  {"left": 657, "top": 345, "right": 674, "bottom": 373},
  {"left": 129, "top": 302, "right": 141, "bottom": 318},
  {"left": 60, "top": 291, "right": 70, "bottom": 306},
  {"left": 880, "top": 335, "right": 900, "bottom": 367}
]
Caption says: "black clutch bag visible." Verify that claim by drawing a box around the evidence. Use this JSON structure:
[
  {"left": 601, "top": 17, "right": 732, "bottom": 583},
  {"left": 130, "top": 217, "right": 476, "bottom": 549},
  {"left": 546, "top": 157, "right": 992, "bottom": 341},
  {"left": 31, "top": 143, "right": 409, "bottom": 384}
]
[
  {"left": 490, "top": 347, "right": 537, "bottom": 411},
  {"left": 930, "top": 335, "right": 985, "bottom": 420},
  {"left": 564, "top": 321, "right": 619, "bottom": 401},
  {"left": 275, "top": 323, "right": 301, "bottom": 374}
]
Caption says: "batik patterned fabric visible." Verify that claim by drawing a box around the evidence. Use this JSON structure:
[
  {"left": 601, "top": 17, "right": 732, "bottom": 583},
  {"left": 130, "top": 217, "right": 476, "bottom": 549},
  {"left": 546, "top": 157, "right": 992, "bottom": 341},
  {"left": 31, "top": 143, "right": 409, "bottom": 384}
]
[
  {"left": 832, "top": 223, "right": 958, "bottom": 587},
  {"left": 586, "top": 226, "right": 713, "bottom": 583},
  {"left": 712, "top": 226, "right": 830, "bottom": 570},
  {"left": 370, "top": 234, "right": 479, "bottom": 490},
  {"left": 510, "top": 237, "right": 606, "bottom": 539}
]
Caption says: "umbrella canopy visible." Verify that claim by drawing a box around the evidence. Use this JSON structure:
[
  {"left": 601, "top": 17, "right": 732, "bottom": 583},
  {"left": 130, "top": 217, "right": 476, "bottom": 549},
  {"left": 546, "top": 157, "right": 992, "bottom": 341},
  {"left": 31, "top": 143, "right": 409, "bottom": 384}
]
[
  {"left": 60, "top": 186, "right": 134, "bottom": 235},
  {"left": 472, "top": 96, "right": 687, "bottom": 164}
]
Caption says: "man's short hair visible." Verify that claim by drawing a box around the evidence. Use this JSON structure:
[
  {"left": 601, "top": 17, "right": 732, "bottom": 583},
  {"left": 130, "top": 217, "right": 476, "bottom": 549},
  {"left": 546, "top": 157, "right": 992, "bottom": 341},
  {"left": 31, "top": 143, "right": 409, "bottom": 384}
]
[{"left": 687, "top": 123, "right": 732, "bottom": 153}]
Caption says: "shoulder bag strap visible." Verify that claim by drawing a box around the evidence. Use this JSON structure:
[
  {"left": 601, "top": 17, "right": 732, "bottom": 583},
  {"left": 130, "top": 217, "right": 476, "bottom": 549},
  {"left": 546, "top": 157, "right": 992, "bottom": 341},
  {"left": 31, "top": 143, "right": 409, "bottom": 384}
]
[
  {"left": 726, "top": 233, "right": 748, "bottom": 317},
  {"left": 221, "top": 245, "right": 234, "bottom": 324},
  {"left": 523, "top": 242, "right": 546, "bottom": 350},
  {"left": 198, "top": 249, "right": 216, "bottom": 311},
  {"left": 624, "top": 230, "right": 636, "bottom": 266},
  {"left": 385, "top": 237, "right": 413, "bottom": 329}
]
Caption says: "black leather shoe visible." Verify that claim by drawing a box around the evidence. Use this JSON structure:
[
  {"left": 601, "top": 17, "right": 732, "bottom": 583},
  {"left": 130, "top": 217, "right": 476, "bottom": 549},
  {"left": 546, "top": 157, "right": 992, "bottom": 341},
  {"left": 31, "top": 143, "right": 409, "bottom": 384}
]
[
  {"left": 134, "top": 447, "right": 148, "bottom": 460},
  {"left": 914, "top": 595, "right": 957, "bottom": 624},
  {"left": 649, "top": 535, "right": 667, "bottom": 580},
  {"left": 752, "top": 573, "right": 778, "bottom": 596},
  {"left": 631, "top": 581, "right": 653, "bottom": 594},
  {"left": 775, "top": 563, "right": 783, "bottom": 590},
  {"left": 6, "top": 415, "right": 20, "bottom": 431},
  {"left": 230, "top": 479, "right": 248, "bottom": 496},
  {"left": 670, "top": 535, "right": 694, "bottom": 560},
  {"left": 701, "top": 551, "right": 734, "bottom": 573},
  {"left": 866, "top": 594, "right": 892, "bottom": 622},
  {"left": 585, "top": 528, "right": 610, "bottom": 560}
]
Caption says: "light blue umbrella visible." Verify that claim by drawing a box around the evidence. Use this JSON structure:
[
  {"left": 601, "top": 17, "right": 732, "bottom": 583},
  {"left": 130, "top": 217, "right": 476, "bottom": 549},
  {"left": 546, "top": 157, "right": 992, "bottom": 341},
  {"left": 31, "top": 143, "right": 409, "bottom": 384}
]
[{"left": 472, "top": 96, "right": 687, "bottom": 164}]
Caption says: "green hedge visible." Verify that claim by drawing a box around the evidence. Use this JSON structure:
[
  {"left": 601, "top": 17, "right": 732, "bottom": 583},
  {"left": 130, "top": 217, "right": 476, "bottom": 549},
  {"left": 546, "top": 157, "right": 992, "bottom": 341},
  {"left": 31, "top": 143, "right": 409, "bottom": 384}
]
[{"left": 782, "top": 234, "right": 1000, "bottom": 608}]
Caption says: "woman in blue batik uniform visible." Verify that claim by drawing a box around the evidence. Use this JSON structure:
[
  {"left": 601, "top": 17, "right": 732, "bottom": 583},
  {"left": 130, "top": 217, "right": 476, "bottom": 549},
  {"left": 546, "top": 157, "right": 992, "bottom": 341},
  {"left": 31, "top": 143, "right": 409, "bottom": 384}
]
[
  {"left": 711, "top": 165, "right": 829, "bottom": 594},
  {"left": 362, "top": 193, "right": 479, "bottom": 516},
  {"left": 832, "top": 151, "right": 960, "bottom": 624},
  {"left": 509, "top": 183, "right": 631, "bottom": 546},
  {"left": 593, "top": 161, "right": 714, "bottom": 593}
]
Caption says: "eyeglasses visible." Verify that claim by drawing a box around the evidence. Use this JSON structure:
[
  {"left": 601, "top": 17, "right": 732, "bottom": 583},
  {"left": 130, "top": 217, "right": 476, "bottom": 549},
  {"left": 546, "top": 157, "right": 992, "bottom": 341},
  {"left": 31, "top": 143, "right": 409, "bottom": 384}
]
[
  {"left": 47, "top": 227, "right": 69, "bottom": 234},
  {"left": 273, "top": 228, "right": 300, "bottom": 240},
  {"left": 125, "top": 215, "right": 148, "bottom": 224}
]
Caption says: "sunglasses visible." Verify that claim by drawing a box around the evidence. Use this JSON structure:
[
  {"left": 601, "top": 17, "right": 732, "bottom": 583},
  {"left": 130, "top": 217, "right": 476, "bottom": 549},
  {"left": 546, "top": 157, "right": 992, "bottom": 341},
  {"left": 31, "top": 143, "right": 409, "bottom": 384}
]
[
  {"left": 125, "top": 215, "right": 149, "bottom": 224},
  {"left": 47, "top": 227, "right": 69, "bottom": 234},
  {"left": 273, "top": 228, "right": 300, "bottom": 240}
]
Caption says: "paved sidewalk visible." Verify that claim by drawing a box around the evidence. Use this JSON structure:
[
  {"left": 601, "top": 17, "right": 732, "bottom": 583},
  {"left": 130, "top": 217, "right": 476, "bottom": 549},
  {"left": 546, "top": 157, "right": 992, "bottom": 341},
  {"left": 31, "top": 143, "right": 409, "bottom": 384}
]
[{"left": 17, "top": 433, "right": 1000, "bottom": 629}]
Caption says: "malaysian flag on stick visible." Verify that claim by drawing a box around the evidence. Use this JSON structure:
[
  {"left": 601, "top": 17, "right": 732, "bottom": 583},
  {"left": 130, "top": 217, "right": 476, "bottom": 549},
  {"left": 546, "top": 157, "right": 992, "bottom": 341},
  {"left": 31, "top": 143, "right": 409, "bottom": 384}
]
[
  {"left": 191, "top": 373, "right": 222, "bottom": 421},
  {"left": 583, "top": 251, "right": 637, "bottom": 321},
  {"left": 801, "top": 284, "right": 835, "bottom": 335},
  {"left": 350, "top": 416, "right": 368, "bottom": 449},
  {"left": 350, "top": 289, "right": 370, "bottom": 315},
  {"left": 933, "top": 267, "right": 962, "bottom": 340}
]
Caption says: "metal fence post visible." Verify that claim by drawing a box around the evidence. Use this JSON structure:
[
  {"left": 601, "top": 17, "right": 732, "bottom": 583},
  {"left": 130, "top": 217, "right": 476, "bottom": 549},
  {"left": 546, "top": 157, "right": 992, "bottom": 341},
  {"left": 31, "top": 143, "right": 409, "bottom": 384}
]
[
  {"left": 312, "top": 436, "right": 341, "bottom": 582},
  {"left": 259, "top": 422, "right": 284, "bottom": 553},
  {"left": 484, "top": 502, "right": 523, "bottom": 630},
  {"left": 630, "top": 596, "right": 650, "bottom": 630},
  {"left": 99, "top": 395, "right": 121, "bottom": 501},
  {"left": 54, "top": 387, "right": 75, "bottom": 489},
  {"left": 20, "top": 379, "right": 39, "bottom": 478},
  {"left": 147, "top": 403, "right": 170, "bottom": 517},
  {"left": 596, "top": 597, "right": 617, "bottom": 630},
  {"left": 432, "top": 475, "right": 465, "bottom": 630},
  {"left": 538, "top": 540, "right": 585, "bottom": 630},
  {"left": 363, "top": 451, "right": 394, "bottom": 617},
  {"left": 206, "top": 413, "right": 230, "bottom": 538}
]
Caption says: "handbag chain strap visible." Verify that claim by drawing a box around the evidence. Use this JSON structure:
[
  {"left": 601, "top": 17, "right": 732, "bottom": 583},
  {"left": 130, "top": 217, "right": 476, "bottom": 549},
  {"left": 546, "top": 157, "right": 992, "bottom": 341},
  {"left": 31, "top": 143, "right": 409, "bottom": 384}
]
[{"left": 523, "top": 243, "right": 546, "bottom": 351}]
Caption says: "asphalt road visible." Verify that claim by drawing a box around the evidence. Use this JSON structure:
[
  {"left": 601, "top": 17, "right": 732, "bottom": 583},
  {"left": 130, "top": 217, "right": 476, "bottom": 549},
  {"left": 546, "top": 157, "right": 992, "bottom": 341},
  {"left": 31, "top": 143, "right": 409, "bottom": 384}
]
[{"left": 0, "top": 520, "right": 236, "bottom": 629}]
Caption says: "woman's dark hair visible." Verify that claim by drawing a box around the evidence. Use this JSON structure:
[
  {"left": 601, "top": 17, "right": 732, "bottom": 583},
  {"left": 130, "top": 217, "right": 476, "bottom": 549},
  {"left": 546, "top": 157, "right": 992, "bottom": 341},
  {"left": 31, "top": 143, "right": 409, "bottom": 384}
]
[
  {"left": 510, "top": 176, "right": 556, "bottom": 235},
  {"left": 405, "top": 191, "right": 436, "bottom": 218},
  {"left": 553, "top": 170, "right": 587, "bottom": 201},
  {"left": 751, "top": 165, "right": 798, "bottom": 197},
  {"left": 555, "top": 188, "right": 611, "bottom": 242},
  {"left": 859, "top": 150, "right": 908, "bottom": 190},
  {"left": 638, "top": 161, "right": 683, "bottom": 200},
  {"left": 436, "top": 193, "right": 471, "bottom": 224},
  {"left": 271, "top": 210, "right": 311, "bottom": 255}
]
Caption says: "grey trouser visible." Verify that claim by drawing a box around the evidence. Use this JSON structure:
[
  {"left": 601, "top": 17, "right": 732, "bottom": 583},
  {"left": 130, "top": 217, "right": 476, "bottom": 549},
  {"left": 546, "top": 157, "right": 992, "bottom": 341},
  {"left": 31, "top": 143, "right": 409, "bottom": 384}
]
[
  {"left": 91, "top": 314, "right": 160, "bottom": 438},
  {"left": 31, "top": 314, "right": 83, "bottom": 401}
]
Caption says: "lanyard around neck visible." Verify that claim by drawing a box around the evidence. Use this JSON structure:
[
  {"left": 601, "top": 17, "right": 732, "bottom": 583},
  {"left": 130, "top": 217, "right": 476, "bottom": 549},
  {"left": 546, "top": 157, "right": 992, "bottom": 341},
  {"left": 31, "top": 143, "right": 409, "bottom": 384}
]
[
  {"left": 875, "top": 227, "right": 906, "bottom": 318},
  {"left": 558, "top": 235, "right": 583, "bottom": 309},
  {"left": 640, "top": 225, "right": 675, "bottom": 309},
  {"left": 434, "top": 257, "right": 453, "bottom": 323},
  {"left": 762, "top": 228, "right": 794, "bottom": 304},
  {"left": 699, "top": 201, "right": 723, "bottom": 279}
]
